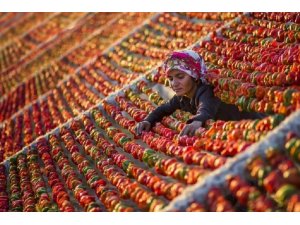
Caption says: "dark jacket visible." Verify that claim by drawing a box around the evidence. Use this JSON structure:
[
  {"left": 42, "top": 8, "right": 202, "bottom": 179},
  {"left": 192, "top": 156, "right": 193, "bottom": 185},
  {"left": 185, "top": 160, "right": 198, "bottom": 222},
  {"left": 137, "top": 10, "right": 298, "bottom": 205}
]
[{"left": 144, "top": 84, "right": 266, "bottom": 126}]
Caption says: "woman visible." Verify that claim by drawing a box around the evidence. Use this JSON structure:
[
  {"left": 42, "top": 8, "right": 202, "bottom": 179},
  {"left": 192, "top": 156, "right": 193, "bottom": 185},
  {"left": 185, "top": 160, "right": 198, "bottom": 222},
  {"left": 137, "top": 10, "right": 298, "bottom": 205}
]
[{"left": 136, "top": 49, "right": 265, "bottom": 137}]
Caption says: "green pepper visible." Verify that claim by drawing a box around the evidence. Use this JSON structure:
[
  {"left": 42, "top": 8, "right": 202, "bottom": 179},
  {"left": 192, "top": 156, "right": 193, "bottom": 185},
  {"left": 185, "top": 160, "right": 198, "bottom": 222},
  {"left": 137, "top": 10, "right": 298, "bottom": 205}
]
[
  {"left": 271, "top": 114, "right": 285, "bottom": 128},
  {"left": 285, "top": 138, "right": 297, "bottom": 154},
  {"left": 87, "top": 175, "right": 100, "bottom": 186},
  {"left": 122, "top": 160, "right": 132, "bottom": 173},
  {"left": 90, "top": 129, "right": 98, "bottom": 139},
  {"left": 28, "top": 154, "right": 38, "bottom": 162},
  {"left": 83, "top": 166, "right": 94, "bottom": 176},
  {"left": 86, "top": 202, "right": 100, "bottom": 212},
  {"left": 257, "top": 166, "right": 271, "bottom": 186},
  {"left": 74, "top": 184, "right": 85, "bottom": 192},
  {"left": 262, "top": 37, "right": 272, "bottom": 46},
  {"left": 275, "top": 184, "right": 298, "bottom": 205},
  {"left": 12, "top": 206, "right": 23, "bottom": 212},
  {"left": 36, "top": 187, "right": 47, "bottom": 196},
  {"left": 236, "top": 96, "right": 246, "bottom": 110},
  {"left": 90, "top": 146, "right": 99, "bottom": 156},
  {"left": 125, "top": 163, "right": 134, "bottom": 177},
  {"left": 154, "top": 158, "right": 163, "bottom": 172},
  {"left": 48, "top": 205, "right": 59, "bottom": 212},
  {"left": 248, "top": 86, "right": 256, "bottom": 98},
  {"left": 147, "top": 154, "right": 160, "bottom": 168},
  {"left": 221, "top": 132, "right": 227, "bottom": 140},
  {"left": 141, "top": 86, "right": 149, "bottom": 94},
  {"left": 211, "top": 133, "right": 217, "bottom": 140},
  {"left": 10, "top": 193, "right": 21, "bottom": 201},
  {"left": 221, "top": 92, "right": 229, "bottom": 103},
  {"left": 9, "top": 157, "right": 17, "bottom": 164},
  {"left": 283, "top": 88, "right": 295, "bottom": 106},
  {"left": 41, "top": 206, "right": 50, "bottom": 212},
  {"left": 250, "top": 71, "right": 259, "bottom": 84},
  {"left": 119, "top": 136, "right": 131, "bottom": 147},
  {"left": 248, "top": 190, "right": 261, "bottom": 202},
  {"left": 148, "top": 93, "right": 156, "bottom": 103},
  {"left": 218, "top": 78, "right": 225, "bottom": 88},
  {"left": 244, "top": 98, "right": 252, "bottom": 111},
  {"left": 146, "top": 196, "right": 155, "bottom": 208},
  {"left": 142, "top": 149, "right": 156, "bottom": 166},
  {"left": 112, "top": 202, "right": 121, "bottom": 212},
  {"left": 106, "top": 127, "right": 118, "bottom": 137},
  {"left": 293, "top": 147, "right": 300, "bottom": 163},
  {"left": 176, "top": 167, "right": 188, "bottom": 180},
  {"left": 246, "top": 99, "right": 254, "bottom": 112},
  {"left": 290, "top": 139, "right": 300, "bottom": 162},
  {"left": 264, "top": 102, "right": 273, "bottom": 114},
  {"left": 241, "top": 36, "right": 247, "bottom": 43}
]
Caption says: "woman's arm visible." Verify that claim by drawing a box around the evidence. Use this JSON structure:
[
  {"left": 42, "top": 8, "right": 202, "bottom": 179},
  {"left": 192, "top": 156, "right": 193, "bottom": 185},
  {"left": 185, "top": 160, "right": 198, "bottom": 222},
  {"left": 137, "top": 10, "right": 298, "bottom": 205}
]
[{"left": 144, "top": 95, "right": 181, "bottom": 126}]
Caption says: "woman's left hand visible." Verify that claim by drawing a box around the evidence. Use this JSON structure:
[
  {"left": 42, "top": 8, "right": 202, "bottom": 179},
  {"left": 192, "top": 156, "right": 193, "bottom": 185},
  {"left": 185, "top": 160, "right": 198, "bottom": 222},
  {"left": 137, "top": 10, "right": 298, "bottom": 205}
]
[{"left": 179, "top": 121, "right": 203, "bottom": 137}]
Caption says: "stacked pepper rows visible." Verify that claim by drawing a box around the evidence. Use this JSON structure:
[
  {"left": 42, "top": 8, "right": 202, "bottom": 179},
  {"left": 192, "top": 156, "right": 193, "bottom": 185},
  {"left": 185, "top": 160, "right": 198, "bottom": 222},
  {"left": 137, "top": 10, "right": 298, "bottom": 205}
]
[
  {"left": 0, "top": 75, "right": 112, "bottom": 161},
  {"left": 196, "top": 13, "right": 300, "bottom": 116},
  {"left": 0, "top": 12, "right": 119, "bottom": 119},
  {"left": 0, "top": 80, "right": 83, "bottom": 161},
  {"left": 0, "top": 62, "right": 73, "bottom": 122},
  {"left": 105, "top": 12, "right": 238, "bottom": 75},
  {"left": 0, "top": 13, "right": 87, "bottom": 76},
  {"left": 0, "top": 13, "right": 51, "bottom": 49},
  {"left": 0, "top": 13, "right": 156, "bottom": 161},
  {"left": 131, "top": 80, "right": 286, "bottom": 165},
  {"left": 0, "top": 76, "right": 295, "bottom": 211},
  {"left": 0, "top": 13, "right": 25, "bottom": 34},
  {"left": 151, "top": 13, "right": 300, "bottom": 121},
  {"left": 0, "top": 13, "right": 235, "bottom": 163},
  {"left": 150, "top": 13, "right": 300, "bottom": 118},
  {"left": 0, "top": 12, "right": 120, "bottom": 99},
  {"left": 0, "top": 12, "right": 299, "bottom": 212},
  {"left": 0, "top": 62, "right": 138, "bottom": 162},
  {"left": 143, "top": 12, "right": 300, "bottom": 211},
  {"left": 79, "top": 12, "right": 231, "bottom": 92},
  {"left": 179, "top": 132, "right": 300, "bottom": 212},
  {"left": 0, "top": 13, "right": 53, "bottom": 47},
  {"left": 60, "top": 12, "right": 153, "bottom": 71},
  {"left": 0, "top": 12, "right": 153, "bottom": 122}
]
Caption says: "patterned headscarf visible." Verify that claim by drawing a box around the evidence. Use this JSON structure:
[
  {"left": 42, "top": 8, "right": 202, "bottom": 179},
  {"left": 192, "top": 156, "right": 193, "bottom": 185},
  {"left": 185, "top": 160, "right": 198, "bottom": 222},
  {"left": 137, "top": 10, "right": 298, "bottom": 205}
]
[{"left": 163, "top": 49, "right": 208, "bottom": 84}]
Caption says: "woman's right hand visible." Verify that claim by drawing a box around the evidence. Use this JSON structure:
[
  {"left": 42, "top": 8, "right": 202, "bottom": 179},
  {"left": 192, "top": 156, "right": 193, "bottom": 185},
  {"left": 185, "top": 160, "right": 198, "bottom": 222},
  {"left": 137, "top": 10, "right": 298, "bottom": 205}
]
[{"left": 135, "top": 121, "right": 151, "bottom": 135}]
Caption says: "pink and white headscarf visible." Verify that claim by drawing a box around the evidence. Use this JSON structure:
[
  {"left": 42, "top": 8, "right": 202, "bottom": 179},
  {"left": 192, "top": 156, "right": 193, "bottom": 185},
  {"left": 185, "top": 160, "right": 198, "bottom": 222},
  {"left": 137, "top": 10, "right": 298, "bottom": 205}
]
[{"left": 163, "top": 49, "right": 208, "bottom": 84}]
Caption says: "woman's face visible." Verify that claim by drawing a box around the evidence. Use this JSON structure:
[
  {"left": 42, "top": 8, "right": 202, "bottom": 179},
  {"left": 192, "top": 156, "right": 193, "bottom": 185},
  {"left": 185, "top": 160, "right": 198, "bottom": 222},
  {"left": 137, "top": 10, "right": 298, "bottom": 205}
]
[{"left": 167, "top": 69, "right": 197, "bottom": 97}]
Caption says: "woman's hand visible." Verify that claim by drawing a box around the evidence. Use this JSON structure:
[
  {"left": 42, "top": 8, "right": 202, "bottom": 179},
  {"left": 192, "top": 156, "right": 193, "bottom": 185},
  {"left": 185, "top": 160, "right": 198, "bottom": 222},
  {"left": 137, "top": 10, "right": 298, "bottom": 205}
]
[
  {"left": 135, "top": 121, "right": 151, "bottom": 135},
  {"left": 179, "top": 121, "right": 203, "bottom": 137}
]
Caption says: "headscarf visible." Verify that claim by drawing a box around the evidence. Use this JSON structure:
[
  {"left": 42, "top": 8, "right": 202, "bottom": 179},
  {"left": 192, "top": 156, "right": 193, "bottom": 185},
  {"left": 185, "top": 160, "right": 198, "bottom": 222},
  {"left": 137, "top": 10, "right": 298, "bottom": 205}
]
[{"left": 163, "top": 49, "right": 208, "bottom": 84}]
